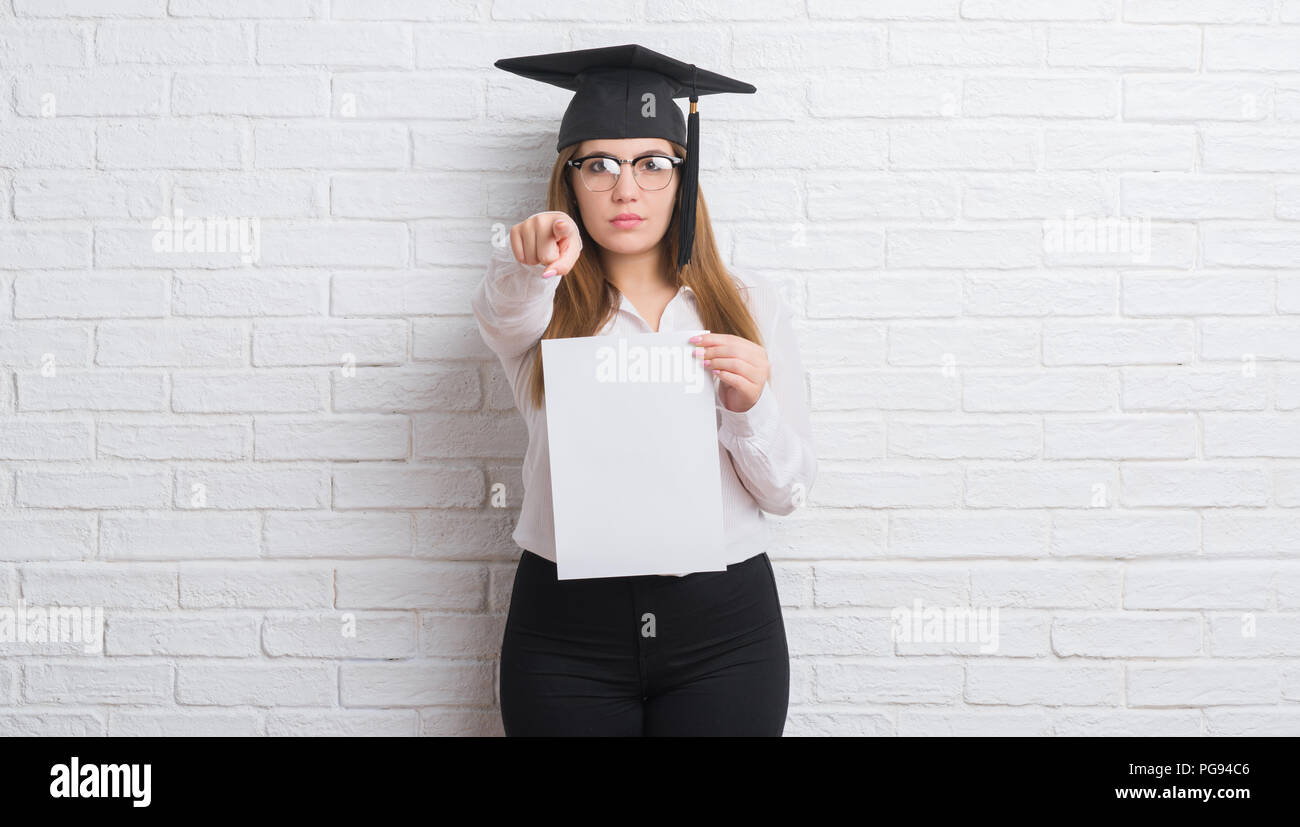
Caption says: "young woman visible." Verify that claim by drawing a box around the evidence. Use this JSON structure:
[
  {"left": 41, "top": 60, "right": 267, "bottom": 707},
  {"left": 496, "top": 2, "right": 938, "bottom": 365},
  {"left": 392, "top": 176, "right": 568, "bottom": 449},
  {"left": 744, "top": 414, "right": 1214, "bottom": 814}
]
[{"left": 473, "top": 46, "right": 817, "bottom": 736}]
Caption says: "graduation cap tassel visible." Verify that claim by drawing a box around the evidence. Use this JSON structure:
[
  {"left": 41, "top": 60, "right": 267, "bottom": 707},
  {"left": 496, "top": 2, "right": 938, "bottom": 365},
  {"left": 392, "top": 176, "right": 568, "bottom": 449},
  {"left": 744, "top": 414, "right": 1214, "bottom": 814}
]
[{"left": 677, "top": 64, "right": 700, "bottom": 272}]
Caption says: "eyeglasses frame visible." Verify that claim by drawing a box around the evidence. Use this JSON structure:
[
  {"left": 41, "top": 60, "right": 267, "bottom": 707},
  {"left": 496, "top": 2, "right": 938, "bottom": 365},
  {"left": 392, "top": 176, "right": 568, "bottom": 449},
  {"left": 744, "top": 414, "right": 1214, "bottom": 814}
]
[{"left": 566, "top": 152, "right": 685, "bottom": 191}]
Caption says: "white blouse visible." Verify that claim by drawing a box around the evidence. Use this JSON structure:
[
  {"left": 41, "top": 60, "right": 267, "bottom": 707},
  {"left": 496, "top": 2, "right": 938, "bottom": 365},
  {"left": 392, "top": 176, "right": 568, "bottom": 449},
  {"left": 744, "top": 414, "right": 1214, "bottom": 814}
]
[{"left": 471, "top": 241, "right": 817, "bottom": 576}]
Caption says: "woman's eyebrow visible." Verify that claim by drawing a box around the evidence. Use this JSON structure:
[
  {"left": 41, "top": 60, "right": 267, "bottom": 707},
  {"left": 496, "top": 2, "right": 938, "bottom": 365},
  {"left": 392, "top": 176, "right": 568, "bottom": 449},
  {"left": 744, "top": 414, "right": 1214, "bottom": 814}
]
[{"left": 587, "top": 150, "right": 666, "bottom": 159}]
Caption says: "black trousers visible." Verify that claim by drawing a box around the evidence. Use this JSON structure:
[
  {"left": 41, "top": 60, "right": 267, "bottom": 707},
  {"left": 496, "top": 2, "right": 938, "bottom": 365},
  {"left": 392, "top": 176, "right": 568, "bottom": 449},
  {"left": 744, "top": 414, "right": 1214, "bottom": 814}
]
[{"left": 499, "top": 548, "right": 790, "bottom": 736}]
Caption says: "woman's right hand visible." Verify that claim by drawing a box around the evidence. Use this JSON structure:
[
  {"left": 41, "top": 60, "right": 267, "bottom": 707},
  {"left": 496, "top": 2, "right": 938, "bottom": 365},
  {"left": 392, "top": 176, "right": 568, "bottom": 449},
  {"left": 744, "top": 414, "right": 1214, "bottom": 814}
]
[{"left": 510, "top": 211, "right": 582, "bottom": 279}]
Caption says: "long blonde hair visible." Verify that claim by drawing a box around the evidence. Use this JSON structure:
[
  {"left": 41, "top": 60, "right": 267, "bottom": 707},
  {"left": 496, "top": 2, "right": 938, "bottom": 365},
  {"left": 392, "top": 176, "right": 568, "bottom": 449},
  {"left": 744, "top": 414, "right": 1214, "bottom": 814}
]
[{"left": 523, "top": 139, "right": 763, "bottom": 410}]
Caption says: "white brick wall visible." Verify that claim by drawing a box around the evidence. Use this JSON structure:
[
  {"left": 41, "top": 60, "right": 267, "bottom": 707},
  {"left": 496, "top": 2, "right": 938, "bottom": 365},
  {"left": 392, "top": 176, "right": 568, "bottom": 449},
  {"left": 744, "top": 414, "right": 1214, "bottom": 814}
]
[{"left": 1, "top": 1, "right": 1299, "bottom": 737}]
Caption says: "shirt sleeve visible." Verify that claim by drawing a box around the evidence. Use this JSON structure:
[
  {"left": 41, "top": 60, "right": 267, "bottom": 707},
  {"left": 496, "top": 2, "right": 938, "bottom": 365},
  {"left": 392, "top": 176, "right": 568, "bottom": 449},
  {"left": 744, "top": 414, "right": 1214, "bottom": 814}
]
[
  {"left": 470, "top": 241, "right": 563, "bottom": 361},
  {"left": 715, "top": 282, "right": 817, "bottom": 516}
]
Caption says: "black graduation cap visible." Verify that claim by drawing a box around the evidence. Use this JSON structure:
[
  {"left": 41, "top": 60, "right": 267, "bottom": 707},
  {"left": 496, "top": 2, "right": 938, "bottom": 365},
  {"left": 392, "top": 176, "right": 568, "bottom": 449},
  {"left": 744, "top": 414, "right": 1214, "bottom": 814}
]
[{"left": 494, "top": 43, "right": 756, "bottom": 271}]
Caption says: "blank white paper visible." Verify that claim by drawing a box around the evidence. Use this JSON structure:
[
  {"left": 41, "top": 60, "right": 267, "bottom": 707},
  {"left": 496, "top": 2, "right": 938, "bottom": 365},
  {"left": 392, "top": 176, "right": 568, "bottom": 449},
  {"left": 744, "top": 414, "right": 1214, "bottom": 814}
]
[{"left": 541, "top": 328, "right": 727, "bottom": 580}]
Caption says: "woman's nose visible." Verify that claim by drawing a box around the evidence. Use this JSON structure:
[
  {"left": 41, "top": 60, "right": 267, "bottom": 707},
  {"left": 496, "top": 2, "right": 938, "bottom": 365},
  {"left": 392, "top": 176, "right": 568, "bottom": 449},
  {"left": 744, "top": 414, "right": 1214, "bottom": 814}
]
[{"left": 613, "top": 167, "right": 640, "bottom": 198}]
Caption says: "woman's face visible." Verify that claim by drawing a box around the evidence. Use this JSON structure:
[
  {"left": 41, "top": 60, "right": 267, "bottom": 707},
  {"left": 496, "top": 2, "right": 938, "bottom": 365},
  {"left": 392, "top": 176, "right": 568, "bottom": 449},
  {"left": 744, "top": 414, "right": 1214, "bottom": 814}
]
[{"left": 569, "top": 137, "right": 679, "bottom": 258}]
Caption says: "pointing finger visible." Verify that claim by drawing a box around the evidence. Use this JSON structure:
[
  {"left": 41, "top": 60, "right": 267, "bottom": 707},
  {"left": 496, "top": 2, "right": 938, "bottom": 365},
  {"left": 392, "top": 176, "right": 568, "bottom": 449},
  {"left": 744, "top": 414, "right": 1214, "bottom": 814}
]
[{"left": 544, "top": 216, "right": 581, "bottom": 277}]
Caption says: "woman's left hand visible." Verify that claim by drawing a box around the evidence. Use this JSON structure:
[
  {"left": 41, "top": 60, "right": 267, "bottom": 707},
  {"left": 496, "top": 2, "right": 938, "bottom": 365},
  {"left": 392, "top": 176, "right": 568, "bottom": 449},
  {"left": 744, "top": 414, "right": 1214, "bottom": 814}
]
[{"left": 690, "top": 333, "right": 769, "bottom": 413}]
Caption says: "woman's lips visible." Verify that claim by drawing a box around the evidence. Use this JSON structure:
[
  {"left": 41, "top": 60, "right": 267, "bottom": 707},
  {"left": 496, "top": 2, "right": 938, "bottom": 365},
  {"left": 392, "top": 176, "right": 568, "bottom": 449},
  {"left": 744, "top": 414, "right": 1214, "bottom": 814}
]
[{"left": 610, "top": 217, "right": 643, "bottom": 229}]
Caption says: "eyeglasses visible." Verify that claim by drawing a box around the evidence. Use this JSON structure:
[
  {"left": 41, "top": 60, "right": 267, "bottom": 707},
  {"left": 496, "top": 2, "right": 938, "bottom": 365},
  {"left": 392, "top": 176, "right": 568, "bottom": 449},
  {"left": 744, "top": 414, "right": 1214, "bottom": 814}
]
[{"left": 566, "top": 153, "right": 684, "bottom": 192}]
